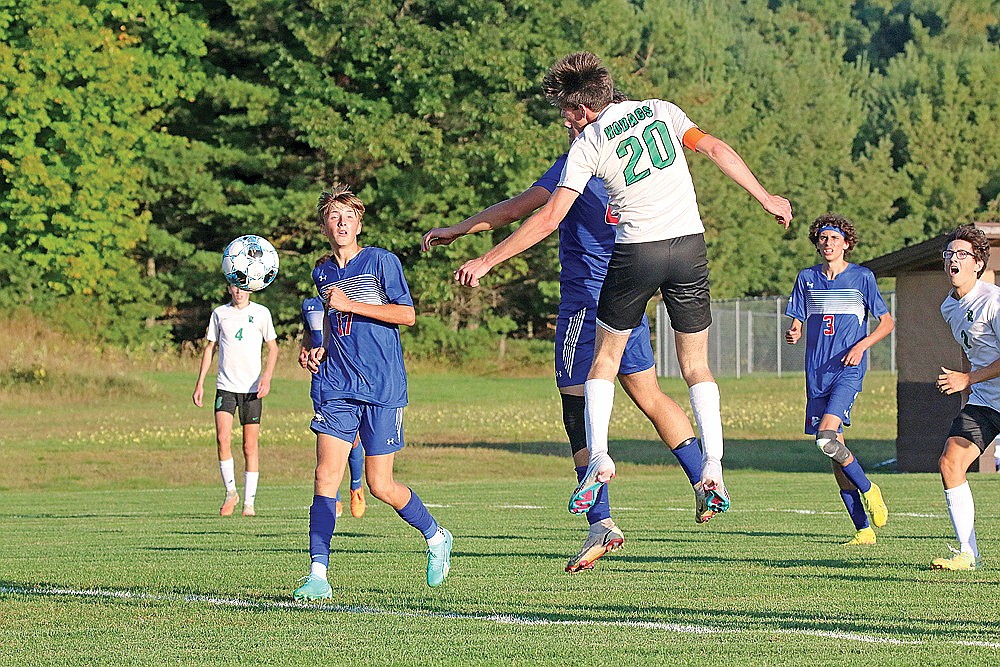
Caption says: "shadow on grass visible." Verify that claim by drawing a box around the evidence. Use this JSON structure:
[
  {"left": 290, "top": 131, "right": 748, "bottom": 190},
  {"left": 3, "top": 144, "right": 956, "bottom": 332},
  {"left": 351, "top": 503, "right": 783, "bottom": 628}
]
[{"left": 418, "top": 437, "right": 898, "bottom": 474}]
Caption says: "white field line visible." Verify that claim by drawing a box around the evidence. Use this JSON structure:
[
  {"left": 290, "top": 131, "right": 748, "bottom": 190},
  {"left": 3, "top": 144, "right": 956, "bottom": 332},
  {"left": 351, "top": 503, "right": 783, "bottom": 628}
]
[{"left": 2, "top": 585, "right": 997, "bottom": 648}]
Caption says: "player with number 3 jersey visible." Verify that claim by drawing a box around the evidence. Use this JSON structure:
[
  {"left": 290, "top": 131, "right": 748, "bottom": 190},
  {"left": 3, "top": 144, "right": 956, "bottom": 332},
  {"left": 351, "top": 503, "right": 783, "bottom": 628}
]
[{"left": 785, "top": 214, "right": 894, "bottom": 545}]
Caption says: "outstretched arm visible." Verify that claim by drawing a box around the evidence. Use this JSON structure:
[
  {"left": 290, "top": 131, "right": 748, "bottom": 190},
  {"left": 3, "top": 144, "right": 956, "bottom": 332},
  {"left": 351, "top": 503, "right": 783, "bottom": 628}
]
[
  {"left": 454, "top": 186, "right": 580, "bottom": 287},
  {"left": 693, "top": 134, "right": 792, "bottom": 228},
  {"left": 421, "top": 186, "right": 551, "bottom": 251}
]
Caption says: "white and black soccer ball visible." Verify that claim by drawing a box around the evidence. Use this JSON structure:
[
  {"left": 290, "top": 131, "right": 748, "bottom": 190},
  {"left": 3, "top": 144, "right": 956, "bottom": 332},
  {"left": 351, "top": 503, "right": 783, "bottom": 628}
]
[{"left": 221, "top": 235, "right": 279, "bottom": 292}]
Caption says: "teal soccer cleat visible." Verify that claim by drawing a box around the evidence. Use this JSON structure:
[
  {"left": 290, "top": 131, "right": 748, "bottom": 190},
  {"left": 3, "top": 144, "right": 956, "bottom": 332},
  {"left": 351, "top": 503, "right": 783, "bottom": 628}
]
[
  {"left": 292, "top": 574, "right": 332, "bottom": 601},
  {"left": 426, "top": 528, "right": 453, "bottom": 588}
]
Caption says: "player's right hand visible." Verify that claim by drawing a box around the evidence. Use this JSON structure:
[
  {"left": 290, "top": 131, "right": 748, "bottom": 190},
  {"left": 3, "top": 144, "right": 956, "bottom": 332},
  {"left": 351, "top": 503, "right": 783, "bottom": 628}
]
[
  {"left": 454, "top": 257, "right": 491, "bottom": 287},
  {"left": 764, "top": 194, "right": 793, "bottom": 229},
  {"left": 421, "top": 228, "right": 458, "bottom": 252},
  {"left": 192, "top": 386, "right": 203, "bottom": 407}
]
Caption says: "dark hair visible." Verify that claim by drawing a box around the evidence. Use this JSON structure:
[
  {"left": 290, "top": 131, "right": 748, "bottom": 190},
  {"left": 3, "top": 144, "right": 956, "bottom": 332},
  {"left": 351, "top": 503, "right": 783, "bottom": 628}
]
[
  {"left": 313, "top": 253, "right": 331, "bottom": 268},
  {"left": 542, "top": 52, "right": 614, "bottom": 112},
  {"left": 808, "top": 213, "right": 859, "bottom": 258},
  {"left": 316, "top": 183, "right": 365, "bottom": 226},
  {"left": 945, "top": 224, "right": 990, "bottom": 277}
]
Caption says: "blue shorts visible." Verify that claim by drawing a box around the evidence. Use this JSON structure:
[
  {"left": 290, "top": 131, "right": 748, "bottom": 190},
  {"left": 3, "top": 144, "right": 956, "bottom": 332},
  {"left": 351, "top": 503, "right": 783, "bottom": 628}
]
[
  {"left": 311, "top": 398, "right": 405, "bottom": 456},
  {"left": 804, "top": 382, "right": 860, "bottom": 435},
  {"left": 554, "top": 305, "right": 654, "bottom": 388}
]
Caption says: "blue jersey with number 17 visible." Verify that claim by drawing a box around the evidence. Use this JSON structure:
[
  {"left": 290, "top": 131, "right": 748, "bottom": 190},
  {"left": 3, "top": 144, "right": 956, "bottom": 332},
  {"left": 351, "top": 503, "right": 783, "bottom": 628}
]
[
  {"left": 785, "top": 263, "right": 888, "bottom": 398},
  {"left": 312, "top": 246, "right": 412, "bottom": 408}
]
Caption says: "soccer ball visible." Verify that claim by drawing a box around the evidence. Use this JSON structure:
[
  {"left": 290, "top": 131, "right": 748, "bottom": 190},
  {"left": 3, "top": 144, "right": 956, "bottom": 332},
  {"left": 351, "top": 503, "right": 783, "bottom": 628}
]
[{"left": 221, "top": 235, "right": 279, "bottom": 292}]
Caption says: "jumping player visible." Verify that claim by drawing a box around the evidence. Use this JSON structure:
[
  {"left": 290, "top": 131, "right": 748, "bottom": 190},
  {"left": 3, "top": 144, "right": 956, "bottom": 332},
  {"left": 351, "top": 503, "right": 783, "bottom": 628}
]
[
  {"left": 300, "top": 292, "right": 366, "bottom": 519},
  {"left": 193, "top": 283, "right": 279, "bottom": 517},
  {"left": 455, "top": 52, "right": 792, "bottom": 515},
  {"left": 933, "top": 224, "right": 1000, "bottom": 570},
  {"left": 293, "top": 184, "right": 452, "bottom": 601},
  {"left": 784, "top": 214, "right": 893, "bottom": 545},
  {"left": 430, "top": 114, "right": 719, "bottom": 572}
]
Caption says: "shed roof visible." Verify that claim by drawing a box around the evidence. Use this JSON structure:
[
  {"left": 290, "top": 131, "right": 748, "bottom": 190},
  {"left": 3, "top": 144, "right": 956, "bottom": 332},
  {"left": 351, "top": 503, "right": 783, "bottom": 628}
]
[{"left": 862, "top": 222, "right": 1000, "bottom": 278}]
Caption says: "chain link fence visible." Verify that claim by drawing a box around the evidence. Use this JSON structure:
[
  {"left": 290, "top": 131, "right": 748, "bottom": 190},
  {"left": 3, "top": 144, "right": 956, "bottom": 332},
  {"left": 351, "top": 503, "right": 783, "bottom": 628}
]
[{"left": 655, "top": 292, "right": 896, "bottom": 378}]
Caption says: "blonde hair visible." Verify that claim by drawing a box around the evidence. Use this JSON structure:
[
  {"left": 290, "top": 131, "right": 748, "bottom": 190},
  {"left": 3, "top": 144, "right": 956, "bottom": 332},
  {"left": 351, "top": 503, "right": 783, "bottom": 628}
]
[{"left": 316, "top": 183, "right": 365, "bottom": 226}]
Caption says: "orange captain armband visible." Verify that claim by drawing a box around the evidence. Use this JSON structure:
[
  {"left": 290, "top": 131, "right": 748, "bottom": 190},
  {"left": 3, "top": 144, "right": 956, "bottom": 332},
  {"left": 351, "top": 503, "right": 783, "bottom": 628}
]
[{"left": 682, "top": 127, "right": 708, "bottom": 151}]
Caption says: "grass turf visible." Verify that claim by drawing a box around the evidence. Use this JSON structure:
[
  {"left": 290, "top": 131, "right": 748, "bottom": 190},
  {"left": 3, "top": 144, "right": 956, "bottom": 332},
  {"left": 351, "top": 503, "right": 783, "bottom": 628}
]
[{"left": 2, "top": 370, "right": 998, "bottom": 665}]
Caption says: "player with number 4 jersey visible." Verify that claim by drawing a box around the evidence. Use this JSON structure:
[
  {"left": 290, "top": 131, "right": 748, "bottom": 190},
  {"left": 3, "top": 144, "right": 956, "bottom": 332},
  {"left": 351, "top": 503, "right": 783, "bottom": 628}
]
[{"left": 785, "top": 214, "right": 894, "bottom": 545}]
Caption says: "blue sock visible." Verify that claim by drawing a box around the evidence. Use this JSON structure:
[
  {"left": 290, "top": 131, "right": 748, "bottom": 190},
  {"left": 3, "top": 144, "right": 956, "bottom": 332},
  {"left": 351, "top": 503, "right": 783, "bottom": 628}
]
[
  {"left": 841, "top": 458, "right": 872, "bottom": 493},
  {"left": 348, "top": 444, "right": 364, "bottom": 491},
  {"left": 396, "top": 488, "right": 438, "bottom": 539},
  {"left": 576, "top": 465, "right": 611, "bottom": 525},
  {"left": 671, "top": 437, "right": 703, "bottom": 485},
  {"left": 308, "top": 495, "right": 338, "bottom": 567},
  {"left": 840, "top": 489, "right": 870, "bottom": 530}
]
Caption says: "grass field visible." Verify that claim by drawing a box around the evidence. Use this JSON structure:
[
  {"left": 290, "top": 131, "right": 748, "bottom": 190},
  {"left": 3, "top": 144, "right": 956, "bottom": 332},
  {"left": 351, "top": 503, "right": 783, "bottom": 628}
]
[{"left": 2, "top": 368, "right": 999, "bottom": 665}]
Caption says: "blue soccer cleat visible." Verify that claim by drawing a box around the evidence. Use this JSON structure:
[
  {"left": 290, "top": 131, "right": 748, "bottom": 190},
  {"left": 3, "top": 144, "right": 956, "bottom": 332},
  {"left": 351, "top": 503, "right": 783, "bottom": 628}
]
[
  {"left": 292, "top": 574, "right": 332, "bottom": 601},
  {"left": 426, "top": 528, "right": 453, "bottom": 588}
]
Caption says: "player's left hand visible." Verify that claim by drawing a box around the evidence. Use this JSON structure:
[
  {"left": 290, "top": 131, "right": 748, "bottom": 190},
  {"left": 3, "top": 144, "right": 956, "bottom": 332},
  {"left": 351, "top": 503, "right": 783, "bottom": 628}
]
[
  {"left": 325, "top": 285, "right": 352, "bottom": 313},
  {"left": 454, "top": 257, "right": 491, "bottom": 287},
  {"left": 256, "top": 377, "right": 271, "bottom": 399},
  {"left": 938, "top": 367, "right": 970, "bottom": 395},
  {"left": 763, "top": 194, "right": 793, "bottom": 229},
  {"left": 842, "top": 344, "right": 866, "bottom": 367}
]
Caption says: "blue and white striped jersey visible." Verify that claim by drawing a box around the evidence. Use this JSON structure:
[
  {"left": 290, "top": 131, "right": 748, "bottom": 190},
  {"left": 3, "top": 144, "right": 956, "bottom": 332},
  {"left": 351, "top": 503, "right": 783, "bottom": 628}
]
[
  {"left": 786, "top": 263, "right": 888, "bottom": 397},
  {"left": 312, "top": 246, "right": 412, "bottom": 408}
]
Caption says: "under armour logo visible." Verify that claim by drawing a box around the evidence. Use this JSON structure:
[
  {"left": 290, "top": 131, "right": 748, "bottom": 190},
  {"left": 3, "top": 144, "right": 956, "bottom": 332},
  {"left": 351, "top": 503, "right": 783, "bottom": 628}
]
[{"left": 806, "top": 281, "right": 814, "bottom": 288}]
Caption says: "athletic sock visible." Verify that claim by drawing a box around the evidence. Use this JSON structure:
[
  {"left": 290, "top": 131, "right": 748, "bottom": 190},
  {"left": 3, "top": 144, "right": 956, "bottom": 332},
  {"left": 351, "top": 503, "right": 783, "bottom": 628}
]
[
  {"left": 309, "top": 562, "right": 328, "bottom": 579},
  {"left": 426, "top": 526, "right": 448, "bottom": 547},
  {"left": 308, "top": 495, "right": 338, "bottom": 568},
  {"left": 584, "top": 378, "right": 615, "bottom": 459},
  {"left": 840, "top": 458, "right": 872, "bottom": 493},
  {"left": 689, "top": 382, "right": 723, "bottom": 462},
  {"left": 577, "top": 465, "right": 611, "bottom": 525},
  {"left": 396, "top": 488, "right": 438, "bottom": 539},
  {"left": 945, "top": 481, "right": 978, "bottom": 557},
  {"left": 348, "top": 443, "right": 364, "bottom": 491},
  {"left": 839, "top": 489, "right": 870, "bottom": 530},
  {"left": 670, "top": 437, "right": 703, "bottom": 485},
  {"left": 244, "top": 471, "right": 259, "bottom": 507},
  {"left": 219, "top": 458, "right": 237, "bottom": 493}
]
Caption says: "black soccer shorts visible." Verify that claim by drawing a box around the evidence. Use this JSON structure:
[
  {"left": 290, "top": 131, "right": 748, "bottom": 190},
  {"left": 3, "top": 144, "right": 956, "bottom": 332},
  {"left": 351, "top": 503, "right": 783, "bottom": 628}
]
[{"left": 214, "top": 389, "right": 263, "bottom": 426}]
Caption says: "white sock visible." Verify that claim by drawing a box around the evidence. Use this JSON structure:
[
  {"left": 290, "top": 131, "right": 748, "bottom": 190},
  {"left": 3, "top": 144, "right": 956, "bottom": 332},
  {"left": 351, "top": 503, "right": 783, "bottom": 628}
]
[
  {"left": 944, "top": 482, "right": 978, "bottom": 557},
  {"left": 584, "top": 378, "right": 616, "bottom": 459},
  {"left": 689, "top": 382, "right": 724, "bottom": 463},
  {"left": 244, "top": 471, "right": 259, "bottom": 507},
  {"left": 310, "top": 561, "right": 328, "bottom": 579},
  {"left": 219, "top": 458, "right": 237, "bottom": 493},
  {"left": 426, "top": 526, "right": 446, "bottom": 546}
]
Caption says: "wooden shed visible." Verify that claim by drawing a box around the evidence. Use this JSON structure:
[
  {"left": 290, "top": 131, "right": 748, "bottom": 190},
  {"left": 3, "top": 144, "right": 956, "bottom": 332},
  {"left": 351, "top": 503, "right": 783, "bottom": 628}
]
[{"left": 863, "top": 222, "right": 1000, "bottom": 473}]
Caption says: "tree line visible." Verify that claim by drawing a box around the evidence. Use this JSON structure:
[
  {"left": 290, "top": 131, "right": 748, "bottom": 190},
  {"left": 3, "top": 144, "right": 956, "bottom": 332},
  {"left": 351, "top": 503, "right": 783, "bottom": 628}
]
[{"left": 1, "top": 0, "right": 997, "bottom": 354}]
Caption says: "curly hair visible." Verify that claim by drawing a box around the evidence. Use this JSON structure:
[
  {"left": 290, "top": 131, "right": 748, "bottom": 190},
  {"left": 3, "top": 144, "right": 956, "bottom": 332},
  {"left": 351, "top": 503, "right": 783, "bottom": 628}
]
[
  {"left": 542, "top": 52, "right": 614, "bottom": 112},
  {"left": 316, "top": 183, "right": 365, "bottom": 226},
  {"left": 808, "top": 213, "right": 859, "bottom": 258},
  {"left": 945, "top": 224, "right": 990, "bottom": 277}
]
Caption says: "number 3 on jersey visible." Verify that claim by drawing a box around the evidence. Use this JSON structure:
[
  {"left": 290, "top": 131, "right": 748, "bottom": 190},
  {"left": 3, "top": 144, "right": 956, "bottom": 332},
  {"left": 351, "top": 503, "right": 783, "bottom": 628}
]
[
  {"left": 822, "top": 315, "right": 835, "bottom": 336},
  {"left": 335, "top": 312, "right": 353, "bottom": 336}
]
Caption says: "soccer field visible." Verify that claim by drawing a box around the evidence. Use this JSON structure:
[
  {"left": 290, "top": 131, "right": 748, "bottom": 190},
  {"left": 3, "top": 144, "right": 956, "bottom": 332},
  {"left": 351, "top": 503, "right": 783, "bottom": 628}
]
[{"left": 2, "top": 371, "right": 999, "bottom": 665}]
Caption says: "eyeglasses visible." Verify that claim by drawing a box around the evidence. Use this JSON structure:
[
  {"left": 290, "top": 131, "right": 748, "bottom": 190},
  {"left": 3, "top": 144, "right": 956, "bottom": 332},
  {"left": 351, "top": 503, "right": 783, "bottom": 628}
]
[{"left": 942, "top": 250, "right": 975, "bottom": 261}]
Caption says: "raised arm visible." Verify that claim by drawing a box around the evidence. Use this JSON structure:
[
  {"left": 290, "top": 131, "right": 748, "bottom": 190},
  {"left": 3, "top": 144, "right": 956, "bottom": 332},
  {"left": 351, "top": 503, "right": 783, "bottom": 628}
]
[
  {"left": 454, "top": 186, "right": 580, "bottom": 287},
  {"left": 693, "top": 134, "right": 792, "bottom": 228},
  {"left": 421, "top": 186, "right": 551, "bottom": 251}
]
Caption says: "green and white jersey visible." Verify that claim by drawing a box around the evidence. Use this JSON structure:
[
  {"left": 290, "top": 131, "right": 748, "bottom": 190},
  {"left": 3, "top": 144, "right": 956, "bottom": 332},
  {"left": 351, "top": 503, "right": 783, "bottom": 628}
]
[
  {"left": 559, "top": 99, "right": 704, "bottom": 244},
  {"left": 206, "top": 301, "right": 277, "bottom": 393},
  {"left": 941, "top": 279, "right": 1000, "bottom": 409}
]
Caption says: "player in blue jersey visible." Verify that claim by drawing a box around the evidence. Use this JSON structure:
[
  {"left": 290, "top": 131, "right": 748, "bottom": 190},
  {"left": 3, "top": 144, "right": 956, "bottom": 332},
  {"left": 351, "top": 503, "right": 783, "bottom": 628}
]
[
  {"left": 424, "top": 111, "right": 716, "bottom": 573},
  {"left": 784, "top": 213, "right": 894, "bottom": 545},
  {"left": 293, "top": 184, "right": 452, "bottom": 601},
  {"left": 300, "top": 290, "right": 366, "bottom": 519}
]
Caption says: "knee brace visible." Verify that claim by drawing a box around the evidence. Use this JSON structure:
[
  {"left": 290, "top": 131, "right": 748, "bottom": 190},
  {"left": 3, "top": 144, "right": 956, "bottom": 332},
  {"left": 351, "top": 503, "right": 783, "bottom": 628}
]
[
  {"left": 561, "top": 393, "right": 588, "bottom": 455},
  {"left": 816, "top": 429, "right": 851, "bottom": 464}
]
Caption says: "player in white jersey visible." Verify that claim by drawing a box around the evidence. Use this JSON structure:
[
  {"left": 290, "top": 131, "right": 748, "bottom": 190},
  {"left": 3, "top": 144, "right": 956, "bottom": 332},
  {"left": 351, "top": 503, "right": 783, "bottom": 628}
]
[
  {"left": 193, "top": 283, "right": 279, "bottom": 516},
  {"left": 933, "top": 225, "right": 1000, "bottom": 570},
  {"left": 457, "top": 52, "right": 792, "bottom": 514}
]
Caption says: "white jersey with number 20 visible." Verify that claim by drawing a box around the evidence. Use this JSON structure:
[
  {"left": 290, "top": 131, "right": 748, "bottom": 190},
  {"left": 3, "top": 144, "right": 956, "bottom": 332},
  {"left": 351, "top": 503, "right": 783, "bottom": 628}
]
[{"left": 559, "top": 99, "right": 704, "bottom": 245}]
